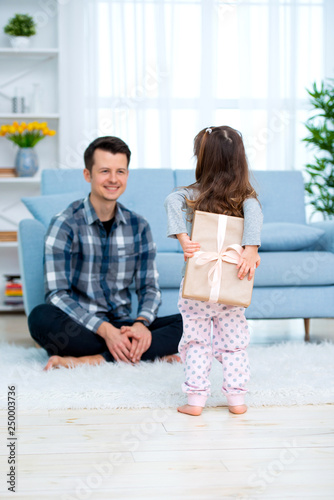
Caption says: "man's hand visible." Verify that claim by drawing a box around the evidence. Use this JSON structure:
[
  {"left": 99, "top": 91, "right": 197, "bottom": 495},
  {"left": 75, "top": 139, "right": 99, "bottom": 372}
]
[
  {"left": 96, "top": 322, "right": 137, "bottom": 363},
  {"left": 236, "top": 245, "right": 261, "bottom": 281},
  {"left": 120, "top": 322, "right": 152, "bottom": 363},
  {"left": 176, "top": 233, "right": 200, "bottom": 261}
]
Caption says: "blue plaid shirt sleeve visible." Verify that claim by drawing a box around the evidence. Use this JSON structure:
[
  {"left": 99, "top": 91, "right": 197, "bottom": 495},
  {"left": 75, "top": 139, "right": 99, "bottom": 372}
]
[
  {"left": 44, "top": 216, "right": 104, "bottom": 333},
  {"left": 134, "top": 218, "right": 161, "bottom": 324}
]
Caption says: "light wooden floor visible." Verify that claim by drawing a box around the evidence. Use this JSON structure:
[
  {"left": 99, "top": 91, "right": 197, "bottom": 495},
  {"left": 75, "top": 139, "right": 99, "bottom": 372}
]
[{"left": 0, "top": 314, "right": 334, "bottom": 499}]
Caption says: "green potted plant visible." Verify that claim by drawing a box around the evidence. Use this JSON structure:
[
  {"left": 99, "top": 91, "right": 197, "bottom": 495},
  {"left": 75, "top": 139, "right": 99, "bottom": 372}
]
[
  {"left": 4, "top": 14, "right": 36, "bottom": 49},
  {"left": 303, "top": 80, "right": 334, "bottom": 220}
]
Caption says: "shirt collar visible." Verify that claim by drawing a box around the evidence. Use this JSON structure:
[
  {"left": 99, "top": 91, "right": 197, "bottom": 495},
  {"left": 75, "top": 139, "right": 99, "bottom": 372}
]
[{"left": 83, "top": 196, "right": 127, "bottom": 226}]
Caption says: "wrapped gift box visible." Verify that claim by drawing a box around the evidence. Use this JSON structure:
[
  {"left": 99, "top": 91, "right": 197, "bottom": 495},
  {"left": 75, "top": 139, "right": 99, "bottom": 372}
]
[{"left": 182, "top": 210, "right": 254, "bottom": 308}]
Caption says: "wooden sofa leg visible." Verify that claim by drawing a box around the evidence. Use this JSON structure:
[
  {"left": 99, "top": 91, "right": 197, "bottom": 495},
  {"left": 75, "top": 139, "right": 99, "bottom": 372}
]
[{"left": 304, "top": 318, "right": 310, "bottom": 342}]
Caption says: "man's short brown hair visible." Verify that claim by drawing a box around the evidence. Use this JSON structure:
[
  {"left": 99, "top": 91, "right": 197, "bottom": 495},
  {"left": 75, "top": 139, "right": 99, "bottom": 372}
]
[{"left": 84, "top": 136, "right": 131, "bottom": 173}]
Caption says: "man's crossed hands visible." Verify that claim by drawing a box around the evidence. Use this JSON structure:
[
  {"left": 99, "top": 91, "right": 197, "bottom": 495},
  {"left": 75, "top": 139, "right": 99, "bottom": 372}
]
[{"left": 97, "top": 321, "right": 152, "bottom": 363}]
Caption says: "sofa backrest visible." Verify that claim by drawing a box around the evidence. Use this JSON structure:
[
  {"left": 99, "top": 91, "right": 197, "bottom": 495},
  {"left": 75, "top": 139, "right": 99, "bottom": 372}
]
[
  {"left": 40, "top": 168, "right": 306, "bottom": 250},
  {"left": 118, "top": 169, "right": 177, "bottom": 251},
  {"left": 174, "top": 169, "right": 306, "bottom": 225},
  {"left": 41, "top": 168, "right": 177, "bottom": 252},
  {"left": 41, "top": 169, "right": 90, "bottom": 195},
  {"left": 251, "top": 170, "right": 306, "bottom": 224}
]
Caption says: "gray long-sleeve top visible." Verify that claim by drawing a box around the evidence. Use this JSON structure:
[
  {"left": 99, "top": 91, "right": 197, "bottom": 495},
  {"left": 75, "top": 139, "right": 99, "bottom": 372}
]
[{"left": 164, "top": 187, "right": 263, "bottom": 276}]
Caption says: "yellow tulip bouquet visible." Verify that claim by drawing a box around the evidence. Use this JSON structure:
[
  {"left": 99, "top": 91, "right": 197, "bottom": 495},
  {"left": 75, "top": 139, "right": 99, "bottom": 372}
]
[{"left": 0, "top": 121, "right": 56, "bottom": 147}]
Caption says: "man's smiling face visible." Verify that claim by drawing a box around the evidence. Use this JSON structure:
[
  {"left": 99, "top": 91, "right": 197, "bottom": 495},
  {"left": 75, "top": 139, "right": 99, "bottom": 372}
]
[{"left": 84, "top": 148, "right": 129, "bottom": 204}]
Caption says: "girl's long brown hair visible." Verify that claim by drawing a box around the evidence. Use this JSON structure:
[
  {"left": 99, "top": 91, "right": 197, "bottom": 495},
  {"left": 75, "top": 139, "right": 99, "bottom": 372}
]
[{"left": 186, "top": 126, "right": 258, "bottom": 218}]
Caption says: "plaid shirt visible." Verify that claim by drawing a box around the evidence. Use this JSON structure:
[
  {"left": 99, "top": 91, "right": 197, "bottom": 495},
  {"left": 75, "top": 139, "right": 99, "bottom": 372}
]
[{"left": 44, "top": 196, "right": 161, "bottom": 332}]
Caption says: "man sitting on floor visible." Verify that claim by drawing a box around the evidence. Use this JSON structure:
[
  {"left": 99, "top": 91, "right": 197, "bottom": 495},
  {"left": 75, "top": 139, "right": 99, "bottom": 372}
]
[{"left": 28, "top": 136, "right": 183, "bottom": 370}]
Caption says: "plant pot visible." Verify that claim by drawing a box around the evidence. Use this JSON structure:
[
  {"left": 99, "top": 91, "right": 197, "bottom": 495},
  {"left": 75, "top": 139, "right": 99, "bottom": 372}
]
[
  {"left": 15, "top": 148, "right": 38, "bottom": 177},
  {"left": 9, "top": 36, "right": 32, "bottom": 49}
]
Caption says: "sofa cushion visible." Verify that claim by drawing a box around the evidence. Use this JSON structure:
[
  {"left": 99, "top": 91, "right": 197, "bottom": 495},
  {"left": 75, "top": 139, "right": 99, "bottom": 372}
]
[
  {"left": 260, "top": 223, "right": 325, "bottom": 251},
  {"left": 156, "top": 250, "right": 334, "bottom": 289},
  {"left": 22, "top": 192, "right": 86, "bottom": 228},
  {"left": 254, "top": 251, "right": 334, "bottom": 287}
]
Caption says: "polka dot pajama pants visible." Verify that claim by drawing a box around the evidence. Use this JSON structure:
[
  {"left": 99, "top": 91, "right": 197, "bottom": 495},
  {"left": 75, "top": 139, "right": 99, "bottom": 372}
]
[{"left": 178, "top": 281, "right": 250, "bottom": 408}]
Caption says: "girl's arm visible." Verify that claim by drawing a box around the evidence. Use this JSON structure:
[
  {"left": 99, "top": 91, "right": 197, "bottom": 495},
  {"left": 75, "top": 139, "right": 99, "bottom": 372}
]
[
  {"left": 242, "top": 198, "right": 263, "bottom": 247},
  {"left": 237, "top": 198, "right": 263, "bottom": 281},
  {"left": 176, "top": 233, "right": 200, "bottom": 260},
  {"left": 165, "top": 188, "right": 201, "bottom": 259},
  {"left": 164, "top": 188, "right": 192, "bottom": 238}
]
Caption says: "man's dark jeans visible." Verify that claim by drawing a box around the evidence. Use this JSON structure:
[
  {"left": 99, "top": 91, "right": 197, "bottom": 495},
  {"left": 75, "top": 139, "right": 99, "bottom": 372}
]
[{"left": 28, "top": 304, "right": 183, "bottom": 362}]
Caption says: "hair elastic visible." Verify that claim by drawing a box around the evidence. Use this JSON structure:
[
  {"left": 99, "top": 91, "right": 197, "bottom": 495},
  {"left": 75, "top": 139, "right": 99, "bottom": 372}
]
[{"left": 206, "top": 128, "right": 212, "bottom": 134}]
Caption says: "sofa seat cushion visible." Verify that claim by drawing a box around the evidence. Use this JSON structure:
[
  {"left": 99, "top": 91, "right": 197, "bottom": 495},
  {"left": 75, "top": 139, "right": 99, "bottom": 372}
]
[
  {"left": 254, "top": 251, "right": 334, "bottom": 287},
  {"left": 260, "top": 223, "right": 325, "bottom": 251},
  {"left": 156, "top": 251, "right": 334, "bottom": 289},
  {"left": 156, "top": 253, "right": 185, "bottom": 288}
]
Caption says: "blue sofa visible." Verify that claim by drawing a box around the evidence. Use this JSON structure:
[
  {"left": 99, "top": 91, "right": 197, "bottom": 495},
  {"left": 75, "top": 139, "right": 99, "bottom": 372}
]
[{"left": 19, "top": 168, "right": 334, "bottom": 342}]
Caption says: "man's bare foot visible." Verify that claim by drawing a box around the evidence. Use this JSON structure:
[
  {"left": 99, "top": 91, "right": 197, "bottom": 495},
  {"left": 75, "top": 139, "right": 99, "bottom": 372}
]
[
  {"left": 43, "top": 354, "right": 105, "bottom": 371},
  {"left": 228, "top": 404, "right": 248, "bottom": 414},
  {"left": 177, "top": 404, "right": 203, "bottom": 416},
  {"left": 162, "top": 354, "right": 182, "bottom": 363}
]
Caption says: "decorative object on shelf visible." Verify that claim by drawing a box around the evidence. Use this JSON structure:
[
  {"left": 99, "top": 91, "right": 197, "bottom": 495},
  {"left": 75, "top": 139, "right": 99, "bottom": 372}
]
[
  {"left": 3, "top": 275, "right": 23, "bottom": 308},
  {"left": 0, "top": 121, "right": 56, "bottom": 177},
  {"left": 12, "top": 87, "right": 25, "bottom": 114},
  {"left": 0, "top": 168, "right": 16, "bottom": 178},
  {"left": 3, "top": 14, "right": 36, "bottom": 49},
  {"left": 0, "top": 232, "right": 17, "bottom": 242},
  {"left": 303, "top": 80, "right": 334, "bottom": 221}
]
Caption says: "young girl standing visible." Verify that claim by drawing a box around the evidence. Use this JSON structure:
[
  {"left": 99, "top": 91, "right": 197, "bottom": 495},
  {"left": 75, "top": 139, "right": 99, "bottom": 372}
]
[{"left": 165, "top": 125, "right": 263, "bottom": 416}]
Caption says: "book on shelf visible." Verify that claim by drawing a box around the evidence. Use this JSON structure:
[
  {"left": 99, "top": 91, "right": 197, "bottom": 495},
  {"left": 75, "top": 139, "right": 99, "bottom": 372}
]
[
  {"left": 3, "top": 275, "right": 23, "bottom": 307},
  {"left": 0, "top": 232, "right": 17, "bottom": 242},
  {"left": 0, "top": 168, "right": 16, "bottom": 178}
]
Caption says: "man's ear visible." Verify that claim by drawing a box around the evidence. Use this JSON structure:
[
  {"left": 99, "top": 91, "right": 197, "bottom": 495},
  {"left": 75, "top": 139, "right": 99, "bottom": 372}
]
[{"left": 83, "top": 168, "right": 91, "bottom": 183}]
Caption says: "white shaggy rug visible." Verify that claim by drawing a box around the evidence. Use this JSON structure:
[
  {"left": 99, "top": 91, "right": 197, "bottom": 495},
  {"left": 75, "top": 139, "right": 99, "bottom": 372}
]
[{"left": 0, "top": 342, "right": 333, "bottom": 410}]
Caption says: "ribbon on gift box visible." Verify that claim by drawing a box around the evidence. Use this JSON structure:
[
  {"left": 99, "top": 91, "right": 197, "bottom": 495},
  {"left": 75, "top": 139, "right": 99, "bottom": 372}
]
[{"left": 193, "top": 214, "right": 244, "bottom": 302}]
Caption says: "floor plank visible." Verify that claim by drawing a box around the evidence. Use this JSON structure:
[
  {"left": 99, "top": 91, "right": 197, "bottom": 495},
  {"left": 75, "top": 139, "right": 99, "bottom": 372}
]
[{"left": 3, "top": 470, "right": 334, "bottom": 497}]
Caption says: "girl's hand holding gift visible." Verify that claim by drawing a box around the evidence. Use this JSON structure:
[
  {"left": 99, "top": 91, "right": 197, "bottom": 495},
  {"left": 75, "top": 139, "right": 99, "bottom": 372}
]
[
  {"left": 236, "top": 245, "right": 261, "bottom": 281},
  {"left": 176, "top": 233, "right": 200, "bottom": 261}
]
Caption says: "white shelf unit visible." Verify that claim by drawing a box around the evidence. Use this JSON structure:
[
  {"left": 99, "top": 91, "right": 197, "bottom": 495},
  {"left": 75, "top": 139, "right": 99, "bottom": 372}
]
[
  {"left": 0, "top": 242, "right": 18, "bottom": 248},
  {"left": 0, "top": 1, "right": 60, "bottom": 313},
  {"left": 0, "top": 304, "right": 25, "bottom": 313},
  {"left": 0, "top": 178, "right": 40, "bottom": 312},
  {"left": 0, "top": 177, "right": 41, "bottom": 183},
  {"left": 0, "top": 113, "right": 59, "bottom": 119},
  {"left": 0, "top": 48, "right": 59, "bottom": 56}
]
